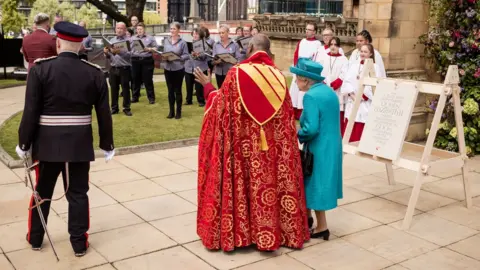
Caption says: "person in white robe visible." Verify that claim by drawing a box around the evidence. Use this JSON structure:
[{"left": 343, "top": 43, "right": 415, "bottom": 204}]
[
  {"left": 289, "top": 23, "right": 322, "bottom": 119},
  {"left": 341, "top": 44, "right": 385, "bottom": 142},
  {"left": 348, "top": 30, "right": 386, "bottom": 78},
  {"left": 314, "top": 28, "right": 345, "bottom": 65},
  {"left": 319, "top": 37, "right": 349, "bottom": 135}
]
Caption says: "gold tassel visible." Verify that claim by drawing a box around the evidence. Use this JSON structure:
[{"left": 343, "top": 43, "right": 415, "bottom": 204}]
[{"left": 260, "top": 127, "right": 269, "bottom": 151}]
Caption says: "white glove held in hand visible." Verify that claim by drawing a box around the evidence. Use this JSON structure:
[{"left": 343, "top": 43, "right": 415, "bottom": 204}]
[
  {"left": 15, "top": 145, "right": 28, "bottom": 159},
  {"left": 104, "top": 149, "right": 115, "bottom": 162}
]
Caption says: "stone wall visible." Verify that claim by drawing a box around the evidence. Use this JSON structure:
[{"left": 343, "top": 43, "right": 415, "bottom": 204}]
[{"left": 358, "top": 0, "right": 429, "bottom": 71}]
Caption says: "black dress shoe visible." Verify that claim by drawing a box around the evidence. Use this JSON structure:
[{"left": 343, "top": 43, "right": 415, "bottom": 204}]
[
  {"left": 131, "top": 99, "right": 139, "bottom": 103},
  {"left": 184, "top": 102, "right": 193, "bottom": 105},
  {"left": 74, "top": 245, "right": 89, "bottom": 257},
  {"left": 111, "top": 110, "right": 119, "bottom": 115},
  {"left": 310, "top": 229, "right": 330, "bottom": 240},
  {"left": 124, "top": 110, "right": 132, "bottom": 116},
  {"left": 167, "top": 112, "right": 174, "bottom": 119},
  {"left": 149, "top": 100, "right": 155, "bottom": 104},
  {"left": 26, "top": 234, "right": 41, "bottom": 251}
]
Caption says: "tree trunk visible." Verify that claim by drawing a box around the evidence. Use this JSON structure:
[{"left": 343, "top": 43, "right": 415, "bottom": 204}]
[
  {"left": 86, "top": 0, "right": 129, "bottom": 25},
  {"left": 126, "top": 0, "right": 147, "bottom": 22}
]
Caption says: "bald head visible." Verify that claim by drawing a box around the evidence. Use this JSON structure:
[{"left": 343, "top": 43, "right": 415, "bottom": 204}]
[
  {"left": 248, "top": 34, "right": 271, "bottom": 54},
  {"left": 115, "top": 22, "right": 127, "bottom": 37}
]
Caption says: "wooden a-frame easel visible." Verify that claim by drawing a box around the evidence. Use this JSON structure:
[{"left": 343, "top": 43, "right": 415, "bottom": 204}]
[{"left": 342, "top": 59, "right": 472, "bottom": 229}]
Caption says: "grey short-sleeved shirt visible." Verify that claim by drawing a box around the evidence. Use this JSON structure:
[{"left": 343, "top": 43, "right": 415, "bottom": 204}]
[
  {"left": 131, "top": 34, "right": 157, "bottom": 58},
  {"left": 163, "top": 37, "right": 190, "bottom": 71},
  {"left": 212, "top": 40, "right": 241, "bottom": 75}
]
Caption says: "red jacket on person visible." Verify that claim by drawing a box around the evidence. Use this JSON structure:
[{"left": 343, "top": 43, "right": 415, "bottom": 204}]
[{"left": 22, "top": 28, "right": 57, "bottom": 72}]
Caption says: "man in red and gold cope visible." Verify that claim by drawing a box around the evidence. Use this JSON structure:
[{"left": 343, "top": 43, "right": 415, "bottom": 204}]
[{"left": 193, "top": 34, "right": 310, "bottom": 252}]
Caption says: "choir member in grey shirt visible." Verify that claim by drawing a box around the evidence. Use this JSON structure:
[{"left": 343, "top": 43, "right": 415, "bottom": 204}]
[
  {"left": 184, "top": 28, "right": 208, "bottom": 107},
  {"left": 131, "top": 23, "right": 158, "bottom": 104},
  {"left": 79, "top": 21, "right": 93, "bottom": 61},
  {"left": 162, "top": 22, "right": 190, "bottom": 119},
  {"left": 104, "top": 22, "right": 133, "bottom": 116},
  {"left": 201, "top": 27, "right": 215, "bottom": 73},
  {"left": 212, "top": 24, "right": 241, "bottom": 88}
]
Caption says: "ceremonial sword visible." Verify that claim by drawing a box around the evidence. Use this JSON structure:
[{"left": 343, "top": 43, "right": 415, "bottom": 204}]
[{"left": 23, "top": 155, "right": 60, "bottom": 262}]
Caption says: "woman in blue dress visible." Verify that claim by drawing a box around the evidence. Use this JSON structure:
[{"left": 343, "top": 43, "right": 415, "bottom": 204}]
[{"left": 290, "top": 58, "right": 343, "bottom": 240}]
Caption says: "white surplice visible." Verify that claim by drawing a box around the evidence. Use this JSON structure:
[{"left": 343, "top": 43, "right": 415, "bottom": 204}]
[
  {"left": 289, "top": 38, "right": 322, "bottom": 109},
  {"left": 341, "top": 61, "right": 384, "bottom": 123},
  {"left": 348, "top": 48, "right": 386, "bottom": 78},
  {"left": 320, "top": 53, "right": 349, "bottom": 111}
]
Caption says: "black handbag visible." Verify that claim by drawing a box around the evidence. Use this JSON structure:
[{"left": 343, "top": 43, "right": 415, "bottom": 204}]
[{"left": 300, "top": 143, "right": 314, "bottom": 177}]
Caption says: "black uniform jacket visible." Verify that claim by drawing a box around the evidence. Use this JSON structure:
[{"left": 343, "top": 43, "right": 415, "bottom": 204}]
[{"left": 18, "top": 52, "right": 114, "bottom": 162}]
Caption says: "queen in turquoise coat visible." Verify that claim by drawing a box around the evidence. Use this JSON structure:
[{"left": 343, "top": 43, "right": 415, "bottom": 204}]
[{"left": 290, "top": 58, "right": 343, "bottom": 240}]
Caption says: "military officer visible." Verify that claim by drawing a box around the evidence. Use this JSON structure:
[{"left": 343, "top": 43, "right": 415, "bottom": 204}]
[{"left": 16, "top": 21, "right": 115, "bottom": 257}]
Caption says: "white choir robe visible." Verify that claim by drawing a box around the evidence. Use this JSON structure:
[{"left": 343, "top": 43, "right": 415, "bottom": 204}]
[
  {"left": 341, "top": 61, "right": 383, "bottom": 124},
  {"left": 314, "top": 45, "right": 345, "bottom": 66},
  {"left": 320, "top": 54, "right": 349, "bottom": 112},
  {"left": 289, "top": 38, "right": 322, "bottom": 110},
  {"left": 348, "top": 48, "right": 386, "bottom": 78}
]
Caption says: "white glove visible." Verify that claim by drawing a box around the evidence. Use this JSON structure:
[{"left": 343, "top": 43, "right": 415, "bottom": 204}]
[
  {"left": 104, "top": 149, "right": 115, "bottom": 162},
  {"left": 15, "top": 145, "right": 28, "bottom": 160}
]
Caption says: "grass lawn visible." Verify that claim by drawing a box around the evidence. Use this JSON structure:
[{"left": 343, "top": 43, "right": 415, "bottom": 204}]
[
  {"left": 0, "top": 79, "right": 26, "bottom": 88},
  {"left": 0, "top": 76, "right": 293, "bottom": 159}
]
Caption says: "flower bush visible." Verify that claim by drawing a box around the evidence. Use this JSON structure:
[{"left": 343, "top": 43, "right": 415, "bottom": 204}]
[{"left": 420, "top": 0, "right": 480, "bottom": 156}]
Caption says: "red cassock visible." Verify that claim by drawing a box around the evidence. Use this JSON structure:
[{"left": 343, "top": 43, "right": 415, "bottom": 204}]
[{"left": 197, "top": 51, "right": 310, "bottom": 252}]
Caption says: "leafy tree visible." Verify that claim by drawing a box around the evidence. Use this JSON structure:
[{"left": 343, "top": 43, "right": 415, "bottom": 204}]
[
  {"left": 28, "top": 0, "right": 60, "bottom": 25},
  {"left": 86, "top": 0, "right": 146, "bottom": 26},
  {"left": 421, "top": 0, "right": 480, "bottom": 156},
  {"left": 77, "top": 4, "right": 103, "bottom": 28},
  {"left": 143, "top": 12, "right": 162, "bottom": 25},
  {"left": 1, "top": 0, "right": 26, "bottom": 33}
]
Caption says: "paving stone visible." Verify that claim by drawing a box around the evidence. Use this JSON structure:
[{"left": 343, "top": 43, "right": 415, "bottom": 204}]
[
  {"left": 153, "top": 147, "right": 198, "bottom": 161},
  {"left": 0, "top": 168, "right": 21, "bottom": 185},
  {"left": 0, "top": 183, "right": 31, "bottom": 225},
  {"left": 373, "top": 168, "right": 442, "bottom": 186},
  {"left": 184, "top": 241, "right": 288, "bottom": 270},
  {"left": 115, "top": 152, "right": 191, "bottom": 178},
  {"left": 422, "top": 173, "right": 480, "bottom": 201},
  {"left": 381, "top": 188, "right": 458, "bottom": 212},
  {"left": 113, "top": 246, "right": 214, "bottom": 270},
  {"left": 123, "top": 194, "right": 196, "bottom": 221},
  {"left": 448, "top": 234, "right": 480, "bottom": 261},
  {"left": 176, "top": 189, "right": 197, "bottom": 206},
  {"left": 390, "top": 213, "right": 478, "bottom": 246},
  {"left": 338, "top": 187, "right": 374, "bottom": 206},
  {"left": 89, "top": 167, "right": 145, "bottom": 187},
  {"left": 288, "top": 238, "right": 393, "bottom": 270},
  {"left": 90, "top": 223, "right": 176, "bottom": 262},
  {"left": 345, "top": 175, "right": 410, "bottom": 196},
  {"left": 152, "top": 172, "right": 197, "bottom": 192},
  {"left": 342, "top": 197, "right": 421, "bottom": 224},
  {"left": 343, "top": 225, "right": 438, "bottom": 263},
  {"left": 59, "top": 204, "right": 143, "bottom": 234},
  {"left": 173, "top": 157, "right": 198, "bottom": 171},
  {"left": 401, "top": 248, "right": 480, "bottom": 270},
  {"left": 428, "top": 202, "right": 480, "bottom": 230},
  {"left": 150, "top": 212, "right": 198, "bottom": 244},
  {"left": 6, "top": 240, "right": 107, "bottom": 270},
  {"left": 99, "top": 179, "right": 170, "bottom": 202},
  {"left": 327, "top": 207, "right": 381, "bottom": 237},
  {"left": 0, "top": 254, "right": 14, "bottom": 270},
  {"left": 236, "top": 254, "right": 311, "bottom": 270}
]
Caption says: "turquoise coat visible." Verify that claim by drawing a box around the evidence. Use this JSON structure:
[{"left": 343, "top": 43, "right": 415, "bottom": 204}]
[{"left": 298, "top": 83, "right": 343, "bottom": 211}]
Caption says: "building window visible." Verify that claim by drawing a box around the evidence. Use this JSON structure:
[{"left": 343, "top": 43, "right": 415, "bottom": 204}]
[
  {"left": 258, "top": 0, "right": 343, "bottom": 15},
  {"left": 145, "top": 2, "right": 157, "bottom": 11}
]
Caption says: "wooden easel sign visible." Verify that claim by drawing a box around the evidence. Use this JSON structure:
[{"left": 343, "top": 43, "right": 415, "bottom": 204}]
[
  {"left": 342, "top": 59, "right": 471, "bottom": 229},
  {"left": 357, "top": 80, "right": 419, "bottom": 161}
]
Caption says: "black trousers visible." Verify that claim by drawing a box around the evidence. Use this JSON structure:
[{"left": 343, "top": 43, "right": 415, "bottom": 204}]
[
  {"left": 216, "top": 74, "right": 226, "bottom": 89},
  {"left": 109, "top": 66, "right": 131, "bottom": 112},
  {"left": 164, "top": 69, "right": 185, "bottom": 114},
  {"left": 132, "top": 57, "right": 155, "bottom": 102},
  {"left": 27, "top": 161, "right": 90, "bottom": 253},
  {"left": 185, "top": 71, "right": 206, "bottom": 105}
]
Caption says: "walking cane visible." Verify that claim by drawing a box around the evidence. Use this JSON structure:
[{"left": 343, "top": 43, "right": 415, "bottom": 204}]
[{"left": 23, "top": 156, "right": 60, "bottom": 261}]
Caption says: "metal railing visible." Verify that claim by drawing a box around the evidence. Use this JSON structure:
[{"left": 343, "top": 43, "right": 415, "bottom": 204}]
[{"left": 258, "top": 0, "right": 343, "bottom": 16}]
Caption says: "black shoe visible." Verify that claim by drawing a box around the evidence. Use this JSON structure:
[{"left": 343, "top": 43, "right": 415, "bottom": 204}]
[
  {"left": 74, "top": 245, "right": 88, "bottom": 257},
  {"left": 167, "top": 111, "right": 174, "bottom": 119},
  {"left": 199, "top": 103, "right": 205, "bottom": 107},
  {"left": 26, "top": 234, "right": 42, "bottom": 251},
  {"left": 149, "top": 100, "right": 155, "bottom": 104},
  {"left": 124, "top": 110, "right": 132, "bottom": 116},
  {"left": 184, "top": 102, "right": 193, "bottom": 105},
  {"left": 111, "top": 110, "right": 119, "bottom": 115},
  {"left": 132, "top": 99, "right": 139, "bottom": 103},
  {"left": 310, "top": 229, "right": 330, "bottom": 240},
  {"left": 308, "top": 217, "right": 314, "bottom": 228},
  {"left": 175, "top": 112, "right": 182, "bottom": 119}
]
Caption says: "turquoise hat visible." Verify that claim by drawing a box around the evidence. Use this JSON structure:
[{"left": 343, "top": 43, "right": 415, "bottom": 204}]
[{"left": 290, "top": 58, "right": 325, "bottom": 82}]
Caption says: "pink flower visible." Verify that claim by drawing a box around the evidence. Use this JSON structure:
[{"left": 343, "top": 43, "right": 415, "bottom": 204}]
[
  {"left": 449, "top": 41, "right": 455, "bottom": 47},
  {"left": 474, "top": 68, "right": 480, "bottom": 78},
  {"left": 459, "top": 69, "right": 466, "bottom": 76},
  {"left": 467, "top": 0, "right": 476, "bottom": 3},
  {"left": 454, "top": 31, "right": 461, "bottom": 39}
]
